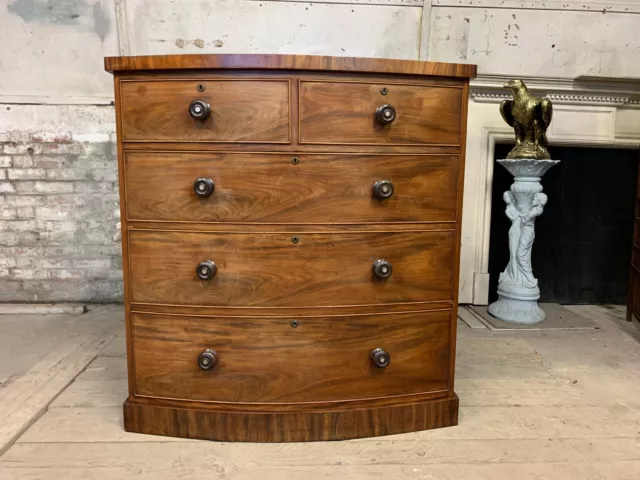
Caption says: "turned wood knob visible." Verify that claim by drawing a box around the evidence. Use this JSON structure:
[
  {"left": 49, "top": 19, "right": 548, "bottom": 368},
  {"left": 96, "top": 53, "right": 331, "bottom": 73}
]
[
  {"left": 375, "top": 104, "right": 396, "bottom": 125},
  {"left": 194, "top": 178, "right": 215, "bottom": 197},
  {"left": 370, "top": 348, "right": 391, "bottom": 368},
  {"left": 196, "top": 260, "right": 217, "bottom": 280},
  {"left": 197, "top": 349, "right": 218, "bottom": 370},
  {"left": 373, "top": 180, "right": 394, "bottom": 199},
  {"left": 189, "top": 99, "right": 211, "bottom": 120},
  {"left": 372, "top": 259, "right": 392, "bottom": 279}
]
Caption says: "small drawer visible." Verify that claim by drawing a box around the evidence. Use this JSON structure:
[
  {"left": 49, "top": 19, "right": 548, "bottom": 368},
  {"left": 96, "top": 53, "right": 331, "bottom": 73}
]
[
  {"left": 125, "top": 152, "right": 459, "bottom": 223},
  {"left": 120, "top": 80, "right": 290, "bottom": 143},
  {"left": 299, "top": 81, "right": 462, "bottom": 145},
  {"left": 132, "top": 310, "right": 451, "bottom": 403},
  {"left": 128, "top": 230, "right": 455, "bottom": 307}
]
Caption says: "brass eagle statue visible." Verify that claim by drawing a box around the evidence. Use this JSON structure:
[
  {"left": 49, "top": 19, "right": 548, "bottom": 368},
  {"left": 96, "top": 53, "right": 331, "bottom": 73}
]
[{"left": 500, "top": 79, "right": 553, "bottom": 160}]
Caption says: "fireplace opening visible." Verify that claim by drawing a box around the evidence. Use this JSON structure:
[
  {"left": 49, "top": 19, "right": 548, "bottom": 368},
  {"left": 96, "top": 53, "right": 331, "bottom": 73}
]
[{"left": 488, "top": 144, "right": 640, "bottom": 305}]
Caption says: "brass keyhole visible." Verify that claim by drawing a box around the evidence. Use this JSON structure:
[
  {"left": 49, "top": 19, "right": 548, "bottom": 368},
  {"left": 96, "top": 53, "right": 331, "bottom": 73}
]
[
  {"left": 291, "top": 320, "right": 299, "bottom": 328},
  {"left": 197, "top": 84, "right": 206, "bottom": 92},
  {"left": 291, "top": 236, "right": 300, "bottom": 244}
]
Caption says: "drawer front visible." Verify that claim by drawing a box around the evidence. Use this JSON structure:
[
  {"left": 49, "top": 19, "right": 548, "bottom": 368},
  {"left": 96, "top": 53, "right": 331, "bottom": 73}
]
[
  {"left": 120, "top": 80, "right": 290, "bottom": 143},
  {"left": 129, "top": 230, "right": 454, "bottom": 307},
  {"left": 299, "top": 81, "right": 462, "bottom": 145},
  {"left": 132, "top": 311, "right": 451, "bottom": 403},
  {"left": 125, "top": 152, "right": 459, "bottom": 223}
]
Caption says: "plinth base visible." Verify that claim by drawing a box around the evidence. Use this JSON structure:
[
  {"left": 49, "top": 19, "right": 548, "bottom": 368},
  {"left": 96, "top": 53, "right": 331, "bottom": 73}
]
[
  {"left": 123, "top": 395, "right": 459, "bottom": 442},
  {"left": 488, "top": 294, "right": 546, "bottom": 324}
]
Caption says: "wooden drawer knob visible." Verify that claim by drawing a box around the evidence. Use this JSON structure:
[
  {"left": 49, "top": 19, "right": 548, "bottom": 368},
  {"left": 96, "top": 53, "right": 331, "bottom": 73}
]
[
  {"left": 196, "top": 260, "right": 217, "bottom": 280},
  {"left": 373, "top": 180, "right": 394, "bottom": 199},
  {"left": 194, "top": 178, "right": 215, "bottom": 197},
  {"left": 370, "top": 348, "right": 391, "bottom": 368},
  {"left": 375, "top": 104, "right": 396, "bottom": 125},
  {"left": 372, "top": 259, "right": 392, "bottom": 279},
  {"left": 189, "top": 99, "right": 211, "bottom": 120},
  {"left": 197, "top": 349, "right": 218, "bottom": 370}
]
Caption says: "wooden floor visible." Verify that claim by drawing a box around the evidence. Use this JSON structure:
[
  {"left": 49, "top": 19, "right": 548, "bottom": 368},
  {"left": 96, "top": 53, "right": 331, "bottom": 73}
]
[{"left": 1, "top": 305, "right": 640, "bottom": 479}]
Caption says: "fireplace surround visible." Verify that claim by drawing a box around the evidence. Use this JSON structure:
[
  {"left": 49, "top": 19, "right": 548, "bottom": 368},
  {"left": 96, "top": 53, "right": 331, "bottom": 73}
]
[{"left": 460, "top": 75, "right": 640, "bottom": 305}]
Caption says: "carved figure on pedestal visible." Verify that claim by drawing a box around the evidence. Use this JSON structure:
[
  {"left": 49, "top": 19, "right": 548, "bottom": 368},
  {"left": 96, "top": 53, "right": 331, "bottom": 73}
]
[
  {"left": 500, "top": 79, "right": 553, "bottom": 160},
  {"left": 499, "top": 191, "right": 521, "bottom": 285},
  {"left": 516, "top": 192, "right": 547, "bottom": 289},
  {"left": 498, "top": 190, "right": 548, "bottom": 291}
]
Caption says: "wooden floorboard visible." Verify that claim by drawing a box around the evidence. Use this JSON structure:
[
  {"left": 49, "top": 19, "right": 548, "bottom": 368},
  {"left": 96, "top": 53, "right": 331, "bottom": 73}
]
[{"left": 3, "top": 304, "right": 640, "bottom": 479}]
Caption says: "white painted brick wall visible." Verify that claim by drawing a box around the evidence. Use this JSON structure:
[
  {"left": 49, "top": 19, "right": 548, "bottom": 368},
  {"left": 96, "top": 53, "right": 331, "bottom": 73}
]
[{"left": 0, "top": 104, "right": 122, "bottom": 303}]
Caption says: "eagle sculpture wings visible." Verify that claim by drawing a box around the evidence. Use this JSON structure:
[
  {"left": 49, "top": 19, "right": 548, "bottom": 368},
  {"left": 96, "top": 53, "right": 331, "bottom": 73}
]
[{"left": 500, "top": 79, "right": 553, "bottom": 160}]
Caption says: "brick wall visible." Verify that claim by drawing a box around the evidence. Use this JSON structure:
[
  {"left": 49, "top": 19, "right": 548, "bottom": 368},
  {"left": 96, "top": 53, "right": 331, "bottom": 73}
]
[{"left": 0, "top": 105, "right": 122, "bottom": 303}]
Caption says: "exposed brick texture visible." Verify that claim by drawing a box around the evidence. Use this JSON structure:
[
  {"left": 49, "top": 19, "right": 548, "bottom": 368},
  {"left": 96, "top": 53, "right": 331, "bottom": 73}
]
[{"left": 0, "top": 125, "right": 123, "bottom": 302}]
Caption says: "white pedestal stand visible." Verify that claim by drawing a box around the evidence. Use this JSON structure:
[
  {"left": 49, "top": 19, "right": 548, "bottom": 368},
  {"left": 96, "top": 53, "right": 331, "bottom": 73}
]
[{"left": 487, "top": 158, "right": 559, "bottom": 324}]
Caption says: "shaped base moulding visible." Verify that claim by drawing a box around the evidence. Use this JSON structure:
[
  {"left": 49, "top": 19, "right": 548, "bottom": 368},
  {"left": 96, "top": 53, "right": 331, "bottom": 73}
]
[{"left": 123, "top": 394, "right": 459, "bottom": 442}]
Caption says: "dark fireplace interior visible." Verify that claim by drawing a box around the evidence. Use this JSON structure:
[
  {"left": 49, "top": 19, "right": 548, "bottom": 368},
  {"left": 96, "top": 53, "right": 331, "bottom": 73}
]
[{"left": 489, "top": 144, "right": 639, "bottom": 305}]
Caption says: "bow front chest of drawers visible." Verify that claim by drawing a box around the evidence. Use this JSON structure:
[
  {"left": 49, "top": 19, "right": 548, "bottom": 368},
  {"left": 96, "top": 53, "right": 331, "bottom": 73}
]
[{"left": 105, "top": 54, "right": 476, "bottom": 442}]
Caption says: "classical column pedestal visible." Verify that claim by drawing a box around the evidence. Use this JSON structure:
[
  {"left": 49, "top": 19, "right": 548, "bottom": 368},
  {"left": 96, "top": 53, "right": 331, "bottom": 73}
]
[
  {"left": 487, "top": 158, "right": 559, "bottom": 325},
  {"left": 488, "top": 284, "right": 546, "bottom": 324}
]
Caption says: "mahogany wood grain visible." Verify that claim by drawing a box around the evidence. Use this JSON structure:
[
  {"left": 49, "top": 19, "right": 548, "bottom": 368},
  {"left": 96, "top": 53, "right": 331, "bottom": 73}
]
[
  {"left": 120, "top": 80, "right": 290, "bottom": 143},
  {"left": 123, "top": 143, "right": 462, "bottom": 155},
  {"left": 128, "top": 388, "right": 448, "bottom": 413},
  {"left": 299, "top": 82, "right": 462, "bottom": 146},
  {"left": 132, "top": 310, "right": 450, "bottom": 403},
  {"left": 127, "top": 222, "right": 456, "bottom": 233},
  {"left": 123, "top": 394, "right": 459, "bottom": 442},
  {"left": 448, "top": 81, "right": 470, "bottom": 394},
  {"left": 130, "top": 303, "right": 453, "bottom": 318},
  {"left": 128, "top": 230, "right": 455, "bottom": 307},
  {"left": 628, "top": 266, "right": 640, "bottom": 322},
  {"left": 125, "top": 152, "right": 459, "bottom": 223},
  {"left": 627, "top": 161, "right": 640, "bottom": 322},
  {"left": 105, "top": 53, "right": 477, "bottom": 78},
  {"left": 106, "top": 53, "right": 475, "bottom": 442},
  {"left": 112, "top": 75, "right": 137, "bottom": 397}
]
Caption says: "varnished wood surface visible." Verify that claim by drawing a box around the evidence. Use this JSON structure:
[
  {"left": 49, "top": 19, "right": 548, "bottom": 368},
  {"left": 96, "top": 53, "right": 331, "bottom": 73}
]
[
  {"left": 130, "top": 303, "right": 454, "bottom": 318},
  {"left": 627, "top": 162, "right": 640, "bottom": 322},
  {"left": 132, "top": 311, "right": 450, "bottom": 403},
  {"left": 123, "top": 394, "right": 459, "bottom": 442},
  {"left": 448, "top": 81, "right": 470, "bottom": 394},
  {"left": 120, "top": 80, "right": 290, "bottom": 143},
  {"left": 112, "top": 75, "right": 137, "bottom": 398},
  {"left": 122, "top": 142, "right": 461, "bottom": 155},
  {"left": 105, "top": 53, "right": 477, "bottom": 78},
  {"left": 106, "top": 55, "right": 474, "bottom": 442},
  {"left": 128, "top": 230, "right": 455, "bottom": 307},
  {"left": 628, "top": 267, "right": 640, "bottom": 322},
  {"left": 127, "top": 221, "right": 456, "bottom": 233},
  {"left": 299, "top": 82, "right": 462, "bottom": 146},
  {"left": 125, "top": 152, "right": 459, "bottom": 223}
]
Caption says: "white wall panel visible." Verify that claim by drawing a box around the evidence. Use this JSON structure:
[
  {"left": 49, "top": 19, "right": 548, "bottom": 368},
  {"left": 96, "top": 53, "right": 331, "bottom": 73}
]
[
  {"left": 429, "top": 7, "right": 640, "bottom": 78},
  {"left": 433, "top": 1, "right": 640, "bottom": 14},
  {"left": 125, "top": 0, "right": 422, "bottom": 59},
  {"left": 0, "top": 0, "right": 119, "bottom": 102}
]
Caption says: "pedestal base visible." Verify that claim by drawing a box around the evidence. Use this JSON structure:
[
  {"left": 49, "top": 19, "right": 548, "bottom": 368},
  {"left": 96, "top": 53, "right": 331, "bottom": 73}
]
[
  {"left": 123, "top": 395, "right": 459, "bottom": 442},
  {"left": 488, "top": 294, "right": 546, "bottom": 324}
]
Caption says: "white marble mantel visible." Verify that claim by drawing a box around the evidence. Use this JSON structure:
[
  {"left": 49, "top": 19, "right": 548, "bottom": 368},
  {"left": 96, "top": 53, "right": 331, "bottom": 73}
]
[{"left": 459, "top": 74, "right": 640, "bottom": 305}]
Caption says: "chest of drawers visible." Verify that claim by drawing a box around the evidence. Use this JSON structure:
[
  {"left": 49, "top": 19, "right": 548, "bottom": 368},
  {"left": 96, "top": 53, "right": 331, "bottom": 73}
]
[{"left": 105, "top": 54, "right": 476, "bottom": 442}]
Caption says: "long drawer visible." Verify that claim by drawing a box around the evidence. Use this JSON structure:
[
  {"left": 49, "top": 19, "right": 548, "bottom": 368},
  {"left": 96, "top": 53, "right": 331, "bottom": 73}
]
[
  {"left": 125, "top": 152, "right": 459, "bottom": 223},
  {"left": 132, "top": 310, "right": 451, "bottom": 403},
  {"left": 120, "top": 79, "right": 291, "bottom": 143},
  {"left": 128, "top": 230, "right": 455, "bottom": 307},
  {"left": 299, "top": 81, "right": 462, "bottom": 145}
]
